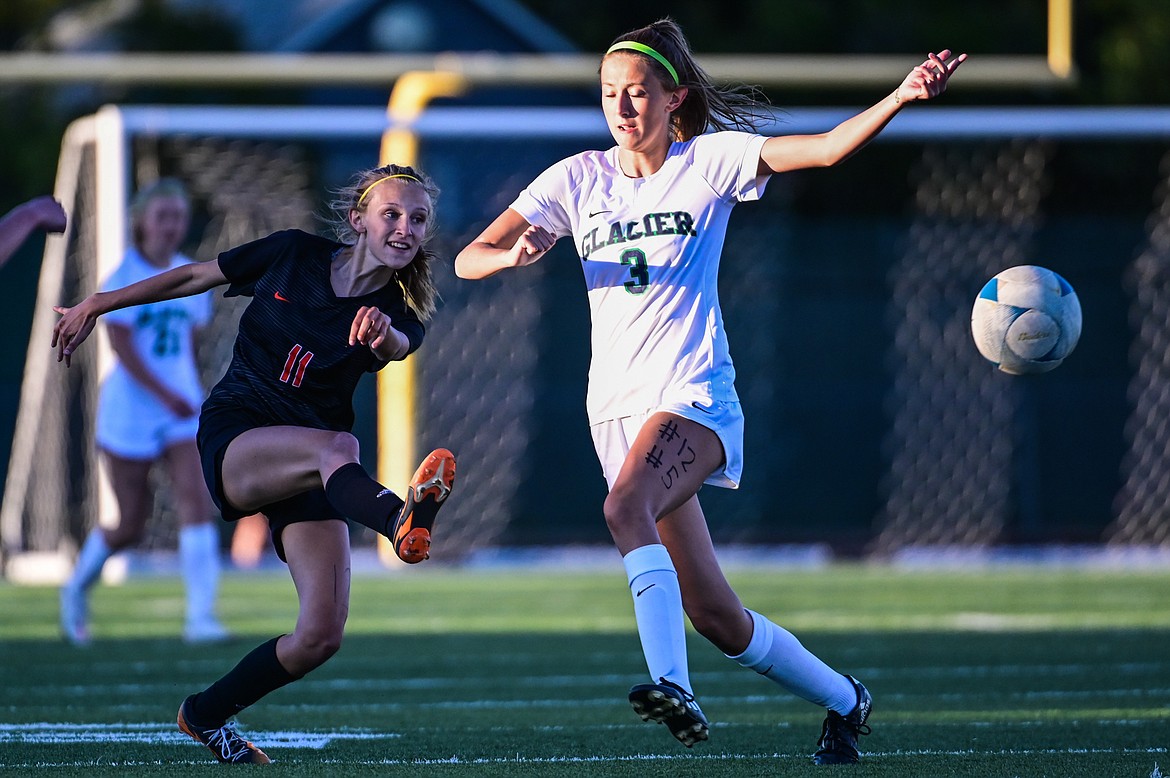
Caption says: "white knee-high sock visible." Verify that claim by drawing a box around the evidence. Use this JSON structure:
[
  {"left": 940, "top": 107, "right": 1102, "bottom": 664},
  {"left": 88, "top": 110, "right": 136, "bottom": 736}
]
[
  {"left": 179, "top": 523, "right": 220, "bottom": 625},
  {"left": 623, "top": 543, "right": 691, "bottom": 691},
  {"left": 728, "top": 609, "right": 856, "bottom": 714},
  {"left": 67, "top": 529, "right": 111, "bottom": 592}
]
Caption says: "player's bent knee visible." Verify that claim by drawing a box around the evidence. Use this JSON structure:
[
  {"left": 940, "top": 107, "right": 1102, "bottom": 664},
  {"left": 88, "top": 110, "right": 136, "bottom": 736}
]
[
  {"left": 602, "top": 490, "right": 652, "bottom": 537},
  {"left": 289, "top": 625, "right": 344, "bottom": 670},
  {"left": 318, "top": 431, "right": 361, "bottom": 472},
  {"left": 686, "top": 602, "right": 751, "bottom": 655}
]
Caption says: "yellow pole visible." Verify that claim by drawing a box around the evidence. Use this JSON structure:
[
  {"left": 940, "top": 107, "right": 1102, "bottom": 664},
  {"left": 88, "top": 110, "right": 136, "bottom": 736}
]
[
  {"left": 1048, "top": 0, "right": 1073, "bottom": 79},
  {"left": 376, "top": 70, "right": 467, "bottom": 564}
]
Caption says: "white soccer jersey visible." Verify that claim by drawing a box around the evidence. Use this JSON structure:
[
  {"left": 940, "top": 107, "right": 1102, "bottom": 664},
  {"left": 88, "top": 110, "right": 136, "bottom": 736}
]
[
  {"left": 511, "top": 130, "right": 769, "bottom": 423},
  {"left": 99, "top": 248, "right": 213, "bottom": 413}
]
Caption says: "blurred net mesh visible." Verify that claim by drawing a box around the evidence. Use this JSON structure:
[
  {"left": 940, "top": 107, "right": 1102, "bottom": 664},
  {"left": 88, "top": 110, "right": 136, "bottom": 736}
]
[
  {"left": 410, "top": 260, "right": 540, "bottom": 560},
  {"left": 873, "top": 141, "right": 1050, "bottom": 553},
  {"left": 412, "top": 142, "right": 579, "bottom": 559},
  {"left": 1108, "top": 149, "right": 1170, "bottom": 547}
]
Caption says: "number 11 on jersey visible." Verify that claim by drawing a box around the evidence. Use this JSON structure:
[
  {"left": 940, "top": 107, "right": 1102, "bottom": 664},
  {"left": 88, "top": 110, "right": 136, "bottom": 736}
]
[{"left": 280, "top": 344, "right": 314, "bottom": 387}]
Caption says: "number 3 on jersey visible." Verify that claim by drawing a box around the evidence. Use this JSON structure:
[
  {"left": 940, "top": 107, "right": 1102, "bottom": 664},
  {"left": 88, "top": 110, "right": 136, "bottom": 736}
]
[
  {"left": 621, "top": 248, "right": 649, "bottom": 295},
  {"left": 281, "top": 344, "right": 314, "bottom": 387}
]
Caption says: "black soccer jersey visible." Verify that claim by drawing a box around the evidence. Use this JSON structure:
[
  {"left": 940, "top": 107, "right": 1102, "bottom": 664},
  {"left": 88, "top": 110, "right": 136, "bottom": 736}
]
[{"left": 203, "top": 229, "right": 425, "bottom": 432}]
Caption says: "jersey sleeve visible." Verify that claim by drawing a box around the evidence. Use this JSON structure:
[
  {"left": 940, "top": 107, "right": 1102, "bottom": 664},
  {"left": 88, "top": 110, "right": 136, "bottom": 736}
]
[
  {"left": 217, "top": 230, "right": 298, "bottom": 298},
  {"left": 508, "top": 159, "right": 576, "bottom": 238},
  {"left": 392, "top": 312, "right": 425, "bottom": 365},
  {"left": 692, "top": 131, "right": 770, "bottom": 203}
]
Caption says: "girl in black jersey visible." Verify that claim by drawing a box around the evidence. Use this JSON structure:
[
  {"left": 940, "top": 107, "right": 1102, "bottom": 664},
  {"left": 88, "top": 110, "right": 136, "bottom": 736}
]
[{"left": 53, "top": 163, "right": 456, "bottom": 764}]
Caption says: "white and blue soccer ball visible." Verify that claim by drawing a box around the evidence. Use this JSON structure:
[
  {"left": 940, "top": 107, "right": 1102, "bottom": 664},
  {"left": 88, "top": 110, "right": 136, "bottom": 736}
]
[{"left": 971, "top": 265, "right": 1082, "bottom": 375}]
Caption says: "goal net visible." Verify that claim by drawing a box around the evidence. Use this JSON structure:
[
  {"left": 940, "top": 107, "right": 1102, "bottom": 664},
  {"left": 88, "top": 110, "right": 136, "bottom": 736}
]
[{"left": 4, "top": 104, "right": 1170, "bottom": 578}]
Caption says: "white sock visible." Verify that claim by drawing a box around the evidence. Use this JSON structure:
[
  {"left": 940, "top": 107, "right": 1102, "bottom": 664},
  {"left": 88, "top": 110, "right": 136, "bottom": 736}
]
[
  {"left": 67, "top": 529, "right": 111, "bottom": 592},
  {"left": 179, "top": 523, "right": 220, "bottom": 625},
  {"left": 728, "top": 609, "right": 857, "bottom": 714},
  {"left": 623, "top": 543, "right": 691, "bottom": 691}
]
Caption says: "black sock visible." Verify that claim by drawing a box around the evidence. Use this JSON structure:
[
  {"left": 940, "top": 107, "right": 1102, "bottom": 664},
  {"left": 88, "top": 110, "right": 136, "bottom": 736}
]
[
  {"left": 188, "top": 636, "right": 300, "bottom": 725},
  {"left": 324, "top": 462, "right": 405, "bottom": 538}
]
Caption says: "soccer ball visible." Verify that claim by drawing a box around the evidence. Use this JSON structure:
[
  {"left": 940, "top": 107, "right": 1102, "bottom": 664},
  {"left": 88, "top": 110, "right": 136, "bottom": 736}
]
[{"left": 971, "top": 265, "right": 1082, "bottom": 375}]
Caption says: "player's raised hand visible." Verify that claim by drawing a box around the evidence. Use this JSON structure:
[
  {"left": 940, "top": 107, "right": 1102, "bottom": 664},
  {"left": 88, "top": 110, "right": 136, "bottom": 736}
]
[
  {"left": 895, "top": 50, "right": 966, "bottom": 104},
  {"left": 349, "top": 305, "right": 392, "bottom": 349}
]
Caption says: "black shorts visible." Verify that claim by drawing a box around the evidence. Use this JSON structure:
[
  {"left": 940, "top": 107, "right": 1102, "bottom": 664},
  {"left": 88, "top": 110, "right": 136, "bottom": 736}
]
[{"left": 198, "top": 403, "right": 345, "bottom": 562}]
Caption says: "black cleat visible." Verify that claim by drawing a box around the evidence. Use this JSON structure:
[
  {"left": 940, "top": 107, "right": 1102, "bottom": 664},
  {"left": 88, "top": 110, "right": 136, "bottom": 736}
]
[
  {"left": 812, "top": 675, "right": 872, "bottom": 765},
  {"left": 177, "top": 695, "right": 271, "bottom": 764},
  {"left": 629, "top": 678, "right": 709, "bottom": 747}
]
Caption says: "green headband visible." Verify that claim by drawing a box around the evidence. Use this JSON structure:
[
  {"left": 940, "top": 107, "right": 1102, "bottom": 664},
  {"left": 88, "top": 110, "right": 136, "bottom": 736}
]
[{"left": 605, "top": 41, "right": 680, "bottom": 86}]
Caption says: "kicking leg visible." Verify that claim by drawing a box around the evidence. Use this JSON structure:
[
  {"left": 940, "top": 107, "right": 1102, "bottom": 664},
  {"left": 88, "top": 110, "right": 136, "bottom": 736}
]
[{"left": 219, "top": 427, "right": 455, "bottom": 562}]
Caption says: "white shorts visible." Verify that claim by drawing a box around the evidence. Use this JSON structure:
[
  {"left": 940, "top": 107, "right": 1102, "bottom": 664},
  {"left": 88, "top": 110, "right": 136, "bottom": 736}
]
[
  {"left": 95, "top": 381, "right": 200, "bottom": 460},
  {"left": 589, "top": 398, "right": 744, "bottom": 491}
]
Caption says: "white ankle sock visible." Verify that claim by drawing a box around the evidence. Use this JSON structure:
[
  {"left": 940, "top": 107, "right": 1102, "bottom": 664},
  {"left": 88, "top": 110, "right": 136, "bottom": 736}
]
[
  {"left": 728, "top": 609, "right": 856, "bottom": 714},
  {"left": 622, "top": 543, "right": 691, "bottom": 691},
  {"left": 179, "top": 523, "right": 221, "bottom": 625},
  {"left": 67, "top": 529, "right": 111, "bottom": 592}
]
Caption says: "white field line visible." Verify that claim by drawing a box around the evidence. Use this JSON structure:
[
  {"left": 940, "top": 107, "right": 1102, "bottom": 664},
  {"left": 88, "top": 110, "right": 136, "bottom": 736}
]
[
  {"left": 0, "top": 722, "right": 397, "bottom": 748},
  {"left": 4, "top": 746, "right": 1168, "bottom": 770}
]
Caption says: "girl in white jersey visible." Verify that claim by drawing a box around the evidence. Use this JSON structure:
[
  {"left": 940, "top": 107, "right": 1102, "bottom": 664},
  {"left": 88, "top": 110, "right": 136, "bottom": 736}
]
[
  {"left": 59, "top": 178, "right": 229, "bottom": 645},
  {"left": 457, "top": 19, "right": 964, "bottom": 765}
]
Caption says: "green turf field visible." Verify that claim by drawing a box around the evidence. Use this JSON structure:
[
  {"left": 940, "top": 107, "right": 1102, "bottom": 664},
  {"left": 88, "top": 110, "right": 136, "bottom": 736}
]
[{"left": 1, "top": 563, "right": 1167, "bottom": 776}]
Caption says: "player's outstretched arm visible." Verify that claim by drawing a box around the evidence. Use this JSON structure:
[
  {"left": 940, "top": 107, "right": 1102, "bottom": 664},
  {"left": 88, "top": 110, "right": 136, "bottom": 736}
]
[
  {"left": 53, "top": 259, "right": 227, "bottom": 366},
  {"left": 0, "top": 196, "right": 67, "bottom": 268},
  {"left": 759, "top": 49, "right": 966, "bottom": 176},
  {"left": 455, "top": 209, "right": 556, "bottom": 280}
]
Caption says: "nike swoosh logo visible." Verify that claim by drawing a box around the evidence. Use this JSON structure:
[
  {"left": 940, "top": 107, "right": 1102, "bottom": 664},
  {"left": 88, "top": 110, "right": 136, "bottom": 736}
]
[
  {"left": 274, "top": 291, "right": 290, "bottom": 302},
  {"left": 636, "top": 584, "right": 656, "bottom": 597},
  {"left": 588, "top": 210, "right": 611, "bottom": 218},
  {"left": 691, "top": 401, "right": 714, "bottom": 414}
]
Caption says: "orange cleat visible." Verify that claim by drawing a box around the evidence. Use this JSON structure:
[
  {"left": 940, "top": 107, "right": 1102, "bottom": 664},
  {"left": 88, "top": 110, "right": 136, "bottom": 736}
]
[
  {"left": 177, "top": 695, "right": 271, "bottom": 764},
  {"left": 392, "top": 448, "right": 456, "bottom": 563}
]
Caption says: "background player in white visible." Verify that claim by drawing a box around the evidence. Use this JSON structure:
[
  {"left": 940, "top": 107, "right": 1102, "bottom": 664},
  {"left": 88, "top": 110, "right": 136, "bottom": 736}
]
[
  {"left": 60, "top": 178, "right": 228, "bottom": 645},
  {"left": 456, "top": 18, "right": 963, "bottom": 765}
]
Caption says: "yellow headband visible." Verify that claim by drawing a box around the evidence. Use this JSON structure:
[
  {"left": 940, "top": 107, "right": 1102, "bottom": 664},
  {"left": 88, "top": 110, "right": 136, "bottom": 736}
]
[
  {"left": 357, "top": 173, "right": 422, "bottom": 205},
  {"left": 605, "top": 41, "right": 680, "bottom": 86}
]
